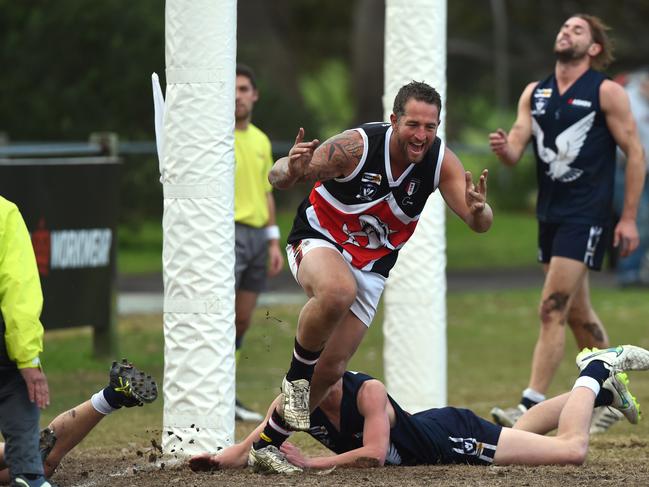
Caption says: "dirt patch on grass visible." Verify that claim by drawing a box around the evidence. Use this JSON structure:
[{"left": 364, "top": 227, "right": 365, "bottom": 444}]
[{"left": 50, "top": 434, "right": 649, "bottom": 487}]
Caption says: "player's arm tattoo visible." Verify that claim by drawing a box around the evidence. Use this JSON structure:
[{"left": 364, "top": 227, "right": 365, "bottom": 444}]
[{"left": 306, "top": 130, "right": 363, "bottom": 181}]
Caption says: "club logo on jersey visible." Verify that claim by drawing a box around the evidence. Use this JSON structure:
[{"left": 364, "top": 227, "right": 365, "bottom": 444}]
[
  {"left": 356, "top": 172, "right": 382, "bottom": 201},
  {"left": 402, "top": 178, "right": 421, "bottom": 206},
  {"left": 532, "top": 111, "right": 595, "bottom": 182},
  {"left": 342, "top": 214, "right": 396, "bottom": 250},
  {"left": 406, "top": 178, "right": 420, "bottom": 196},
  {"left": 532, "top": 88, "right": 552, "bottom": 115}
]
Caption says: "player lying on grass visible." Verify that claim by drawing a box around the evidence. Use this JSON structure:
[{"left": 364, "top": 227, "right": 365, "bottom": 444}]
[
  {"left": 190, "top": 345, "right": 648, "bottom": 473},
  {"left": 0, "top": 359, "right": 157, "bottom": 486}
]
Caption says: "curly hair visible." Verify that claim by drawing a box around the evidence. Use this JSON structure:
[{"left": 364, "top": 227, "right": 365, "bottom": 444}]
[{"left": 574, "top": 13, "right": 615, "bottom": 71}]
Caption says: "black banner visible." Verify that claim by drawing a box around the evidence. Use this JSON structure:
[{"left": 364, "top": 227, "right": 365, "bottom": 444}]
[{"left": 0, "top": 158, "right": 120, "bottom": 331}]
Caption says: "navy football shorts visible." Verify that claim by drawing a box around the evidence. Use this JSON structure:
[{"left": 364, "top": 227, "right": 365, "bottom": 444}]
[
  {"left": 415, "top": 407, "right": 502, "bottom": 465},
  {"left": 538, "top": 221, "right": 609, "bottom": 271}
]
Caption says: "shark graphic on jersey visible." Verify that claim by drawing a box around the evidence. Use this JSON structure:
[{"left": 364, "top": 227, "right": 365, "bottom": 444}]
[
  {"left": 532, "top": 110, "right": 596, "bottom": 183},
  {"left": 342, "top": 214, "right": 397, "bottom": 250},
  {"left": 306, "top": 184, "right": 419, "bottom": 271}
]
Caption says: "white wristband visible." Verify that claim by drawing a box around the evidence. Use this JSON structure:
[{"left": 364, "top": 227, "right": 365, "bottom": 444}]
[{"left": 265, "top": 225, "right": 280, "bottom": 241}]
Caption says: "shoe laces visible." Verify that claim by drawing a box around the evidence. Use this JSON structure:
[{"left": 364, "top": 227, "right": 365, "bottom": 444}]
[{"left": 288, "top": 382, "right": 309, "bottom": 410}]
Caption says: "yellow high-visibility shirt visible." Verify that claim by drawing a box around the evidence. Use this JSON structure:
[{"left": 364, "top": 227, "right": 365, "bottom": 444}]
[
  {"left": 0, "top": 196, "right": 44, "bottom": 369},
  {"left": 234, "top": 123, "right": 273, "bottom": 228}
]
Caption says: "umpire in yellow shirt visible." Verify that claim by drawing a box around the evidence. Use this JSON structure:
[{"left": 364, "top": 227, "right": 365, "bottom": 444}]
[
  {"left": 0, "top": 196, "right": 51, "bottom": 486},
  {"left": 233, "top": 64, "right": 284, "bottom": 421}
]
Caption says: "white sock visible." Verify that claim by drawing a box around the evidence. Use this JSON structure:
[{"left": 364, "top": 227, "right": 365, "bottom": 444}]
[
  {"left": 572, "top": 376, "right": 601, "bottom": 396},
  {"left": 91, "top": 390, "right": 116, "bottom": 415},
  {"left": 522, "top": 388, "right": 546, "bottom": 404}
]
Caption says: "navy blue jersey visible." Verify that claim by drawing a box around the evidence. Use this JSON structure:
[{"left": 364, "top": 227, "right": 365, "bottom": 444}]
[
  {"left": 308, "top": 371, "right": 447, "bottom": 466},
  {"left": 530, "top": 69, "right": 616, "bottom": 225},
  {"left": 287, "top": 122, "right": 444, "bottom": 277}
]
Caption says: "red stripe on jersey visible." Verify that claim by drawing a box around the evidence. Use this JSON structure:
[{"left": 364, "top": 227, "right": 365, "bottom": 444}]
[{"left": 309, "top": 186, "right": 419, "bottom": 269}]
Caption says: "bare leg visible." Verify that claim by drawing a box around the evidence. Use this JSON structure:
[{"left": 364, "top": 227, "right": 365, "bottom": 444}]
[
  {"left": 514, "top": 392, "right": 570, "bottom": 434},
  {"left": 495, "top": 388, "right": 594, "bottom": 465},
  {"left": 567, "top": 274, "right": 609, "bottom": 350},
  {"left": 309, "top": 312, "right": 367, "bottom": 410},
  {"left": 295, "top": 247, "right": 357, "bottom": 351},
  {"left": 528, "top": 258, "right": 589, "bottom": 394},
  {"left": 235, "top": 289, "right": 259, "bottom": 343},
  {"left": 0, "top": 401, "right": 105, "bottom": 484},
  {"left": 41, "top": 401, "right": 104, "bottom": 476}
]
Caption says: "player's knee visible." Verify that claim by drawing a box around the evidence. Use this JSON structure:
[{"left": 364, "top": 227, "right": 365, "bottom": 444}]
[
  {"left": 539, "top": 292, "right": 569, "bottom": 324},
  {"left": 317, "top": 283, "right": 357, "bottom": 316}
]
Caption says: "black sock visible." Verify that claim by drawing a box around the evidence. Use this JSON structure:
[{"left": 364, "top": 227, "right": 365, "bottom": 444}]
[
  {"left": 102, "top": 386, "right": 123, "bottom": 409},
  {"left": 580, "top": 361, "right": 610, "bottom": 387},
  {"left": 285, "top": 338, "right": 322, "bottom": 382},
  {"left": 594, "top": 388, "right": 614, "bottom": 407},
  {"left": 253, "top": 409, "right": 291, "bottom": 450},
  {"left": 520, "top": 397, "right": 539, "bottom": 410}
]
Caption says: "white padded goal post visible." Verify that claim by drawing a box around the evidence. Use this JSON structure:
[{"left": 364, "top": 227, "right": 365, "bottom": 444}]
[{"left": 383, "top": 0, "right": 448, "bottom": 412}]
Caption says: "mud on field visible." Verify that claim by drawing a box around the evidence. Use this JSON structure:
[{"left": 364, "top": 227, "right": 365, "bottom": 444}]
[{"left": 50, "top": 434, "right": 649, "bottom": 487}]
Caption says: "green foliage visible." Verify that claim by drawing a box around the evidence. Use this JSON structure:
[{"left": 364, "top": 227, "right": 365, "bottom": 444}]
[
  {"left": 0, "top": 1, "right": 164, "bottom": 139},
  {"left": 299, "top": 59, "right": 354, "bottom": 140},
  {"left": 120, "top": 154, "right": 163, "bottom": 226}
]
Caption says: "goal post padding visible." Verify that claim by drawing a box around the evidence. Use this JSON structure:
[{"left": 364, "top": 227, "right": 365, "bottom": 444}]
[
  {"left": 382, "top": 0, "right": 448, "bottom": 412},
  {"left": 160, "top": 0, "right": 237, "bottom": 455}
]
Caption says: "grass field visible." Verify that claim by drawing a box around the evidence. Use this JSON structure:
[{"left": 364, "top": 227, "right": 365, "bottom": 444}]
[
  {"left": 118, "top": 209, "right": 538, "bottom": 275},
  {"left": 41, "top": 286, "right": 649, "bottom": 449}
]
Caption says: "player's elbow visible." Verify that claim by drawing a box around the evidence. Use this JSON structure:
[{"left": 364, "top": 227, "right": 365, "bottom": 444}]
[{"left": 356, "top": 449, "right": 386, "bottom": 467}]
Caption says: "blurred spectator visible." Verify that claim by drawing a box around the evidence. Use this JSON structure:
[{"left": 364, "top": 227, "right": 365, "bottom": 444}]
[{"left": 614, "top": 70, "right": 649, "bottom": 286}]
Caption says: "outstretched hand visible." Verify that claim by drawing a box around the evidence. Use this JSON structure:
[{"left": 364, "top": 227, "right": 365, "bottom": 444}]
[
  {"left": 188, "top": 453, "right": 220, "bottom": 472},
  {"left": 280, "top": 441, "right": 309, "bottom": 468},
  {"left": 287, "top": 128, "right": 320, "bottom": 182},
  {"left": 465, "top": 169, "right": 488, "bottom": 214}
]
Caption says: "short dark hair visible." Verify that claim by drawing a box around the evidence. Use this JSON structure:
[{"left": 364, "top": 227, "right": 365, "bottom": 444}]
[
  {"left": 236, "top": 63, "right": 257, "bottom": 89},
  {"left": 573, "top": 14, "right": 615, "bottom": 71},
  {"left": 392, "top": 81, "right": 442, "bottom": 119}
]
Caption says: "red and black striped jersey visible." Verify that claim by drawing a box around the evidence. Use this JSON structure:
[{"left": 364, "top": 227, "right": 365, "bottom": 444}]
[{"left": 287, "top": 122, "right": 444, "bottom": 277}]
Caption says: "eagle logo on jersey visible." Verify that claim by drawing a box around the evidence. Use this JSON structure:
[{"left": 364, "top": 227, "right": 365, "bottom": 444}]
[
  {"left": 342, "top": 214, "right": 397, "bottom": 250},
  {"left": 532, "top": 111, "right": 595, "bottom": 182}
]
